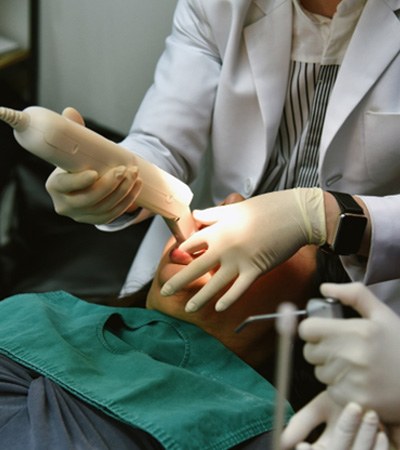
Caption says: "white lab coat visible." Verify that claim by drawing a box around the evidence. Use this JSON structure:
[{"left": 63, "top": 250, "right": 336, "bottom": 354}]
[{"left": 112, "top": 0, "right": 400, "bottom": 311}]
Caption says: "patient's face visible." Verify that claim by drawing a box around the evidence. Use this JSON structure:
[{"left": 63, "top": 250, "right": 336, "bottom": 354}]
[{"left": 146, "top": 231, "right": 318, "bottom": 368}]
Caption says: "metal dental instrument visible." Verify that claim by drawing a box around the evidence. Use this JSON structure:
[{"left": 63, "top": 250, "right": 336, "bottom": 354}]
[
  {"left": 235, "top": 297, "right": 343, "bottom": 333},
  {"left": 235, "top": 297, "right": 343, "bottom": 449}
]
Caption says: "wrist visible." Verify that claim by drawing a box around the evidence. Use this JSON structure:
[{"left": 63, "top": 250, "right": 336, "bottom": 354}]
[
  {"left": 322, "top": 191, "right": 370, "bottom": 256},
  {"left": 295, "top": 187, "right": 327, "bottom": 246},
  {"left": 323, "top": 191, "right": 341, "bottom": 246}
]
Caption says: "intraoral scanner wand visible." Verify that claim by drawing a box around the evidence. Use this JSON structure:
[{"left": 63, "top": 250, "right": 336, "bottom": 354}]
[{"left": 0, "top": 106, "right": 197, "bottom": 242}]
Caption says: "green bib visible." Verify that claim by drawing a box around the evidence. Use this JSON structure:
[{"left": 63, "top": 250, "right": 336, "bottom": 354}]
[{"left": 0, "top": 291, "right": 292, "bottom": 449}]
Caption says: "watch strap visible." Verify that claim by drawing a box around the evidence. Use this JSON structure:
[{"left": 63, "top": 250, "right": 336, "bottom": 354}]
[
  {"left": 321, "top": 191, "right": 367, "bottom": 255},
  {"left": 328, "top": 191, "right": 364, "bottom": 215}
]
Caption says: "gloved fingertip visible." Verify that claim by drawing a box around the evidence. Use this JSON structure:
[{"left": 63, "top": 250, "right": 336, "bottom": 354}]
[
  {"left": 319, "top": 282, "right": 334, "bottom": 295},
  {"left": 375, "top": 430, "right": 389, "bottom": 447},
  {"left": 345, "top": 402, "right": 363, "bottom": 414},
  {"left": 128, "top": 165, "right": 139, "bottom": 174},
  {"left": 362, "top": 409, "right": 378, "bottom": 424},
  {"left": 114, "top": 166, "right": 127, "bottom": 180},
  {"left": 296, "top": 443, "right": 312, "bottom": 450},
  {"left": 215, "top": 301, "right": 228, "bottom": 312},
  {"left": 185, "top": 301, "right": 199, "bottom": 313},
  {"left": 160, "top": 283, "right": 175, "bottom": 297},
  {"left": 279, "top": 432, "right": 296, "bottom": 450}
]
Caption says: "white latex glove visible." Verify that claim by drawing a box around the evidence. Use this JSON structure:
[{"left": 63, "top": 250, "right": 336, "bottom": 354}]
[
  {"left": 45, "top": 107, "right": 143, "bottom": 224},
  {"left": 281, "top": 391, "right": 389, "bottom": 450},
  {"left": 300, "top": 282, "right": 400, "bottom": 424},
  {"left": 160, "top": 188, "right": 326, "bottom": 312}
]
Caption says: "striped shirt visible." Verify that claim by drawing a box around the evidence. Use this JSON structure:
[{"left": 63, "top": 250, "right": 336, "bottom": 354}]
[{"left": 255, "top": 0, "right": 366, "bottom": 193}]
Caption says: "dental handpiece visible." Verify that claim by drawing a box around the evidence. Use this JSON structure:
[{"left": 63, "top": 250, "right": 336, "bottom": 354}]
[
  {"left": 235, "top": 297, "right": 343, "bottom": 333},
  {"left": 0, "top": 105, "right": 197, "bottom": 242}
]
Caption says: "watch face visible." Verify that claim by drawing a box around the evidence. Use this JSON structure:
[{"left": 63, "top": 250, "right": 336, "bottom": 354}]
[{"left": 332, "top": 213, "right": 368, "bottom": 255}]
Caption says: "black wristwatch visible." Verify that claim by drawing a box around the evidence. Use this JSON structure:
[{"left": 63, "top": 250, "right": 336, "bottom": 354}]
[{"left": 321, "top": 191, "right": 367, "bottom": 255}]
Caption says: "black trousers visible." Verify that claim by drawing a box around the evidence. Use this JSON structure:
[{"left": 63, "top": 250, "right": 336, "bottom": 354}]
[{"left": 0, "top": 355, "right": 273, "bottom": 450}]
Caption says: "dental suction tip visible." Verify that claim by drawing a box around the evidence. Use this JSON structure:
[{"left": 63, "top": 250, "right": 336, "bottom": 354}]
[{"left": 0, "top": 106, "right": 29, "bottom": 131}]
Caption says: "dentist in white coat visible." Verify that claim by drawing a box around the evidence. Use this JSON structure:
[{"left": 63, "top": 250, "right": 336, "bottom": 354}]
[{"left": 46, "top": 0, "right": 400, "bottom": 313}]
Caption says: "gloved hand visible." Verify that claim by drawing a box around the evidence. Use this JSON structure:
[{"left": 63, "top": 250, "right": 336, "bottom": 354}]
[
  {"left": 45, "top": 107, "right": 143, "bottom": 224},
  {"left": 160, "top": 188, "right": 326, "bottom": 312},
  {"left": 300, "top": 282, "right": 400, "bottom": 424},
  {"left": 280, "top": 391, "right": 389, "bottom": 450}
]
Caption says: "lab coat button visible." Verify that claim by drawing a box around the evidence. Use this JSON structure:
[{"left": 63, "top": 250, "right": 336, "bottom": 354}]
[
  {"left": 326, "top": 174, "right": 342, "bottom": 187},
  {"left": 244, "top": 179, "right": 253, "bottom": 195}
]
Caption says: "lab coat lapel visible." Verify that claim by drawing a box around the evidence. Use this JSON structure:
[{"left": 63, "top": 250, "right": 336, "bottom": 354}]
[
  {"left": 321, "top": 0, "right": 400, "bottom": 153},
  {"left": 244, "top": 0, "right": 292, "bottom": 151}
]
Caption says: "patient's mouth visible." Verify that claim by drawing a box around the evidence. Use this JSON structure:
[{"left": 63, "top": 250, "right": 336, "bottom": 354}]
[{"left": 169, "top": 247, "right": 193, "bottom": 265}]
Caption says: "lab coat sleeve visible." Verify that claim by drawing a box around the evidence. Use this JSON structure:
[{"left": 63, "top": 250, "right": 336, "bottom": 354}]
[
  {"left": 99, "top": 0, "right": 221, "bottom": 232},
  {"left": 120, "top": 0, "right": 221, "bottom": 184},
  {"left": 342, "top": 194, "right": 400, "bottom": 285}
]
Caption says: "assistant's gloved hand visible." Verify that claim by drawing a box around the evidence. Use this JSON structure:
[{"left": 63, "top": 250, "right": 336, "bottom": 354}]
[
  {"left": 300, "top": 282, "right": 400, "bottom": 424},
  {"left": 45, "top": 107, "right": 143, "bottom": 225},
  {"left": 281, "top": 391, "right": 389, "bottom": 450},
  {"left": 160, "top": 188, "right": 326, "bottom": 312}
]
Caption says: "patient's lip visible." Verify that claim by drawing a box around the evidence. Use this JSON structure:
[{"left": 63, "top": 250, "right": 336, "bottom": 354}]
[{"left": 169, "top": 247, "right": 193, "bottom": 265}]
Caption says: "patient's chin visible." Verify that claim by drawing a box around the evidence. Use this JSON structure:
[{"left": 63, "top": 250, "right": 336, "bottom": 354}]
[
  {"left": 146, "top": 273, "right": 219, "bottom": 323},
  {"left": 158, "top": 264, "right": 211, "bottom": 293},
  {"left": 146, "top": 269, "right": 199, "bottom": 313}
]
